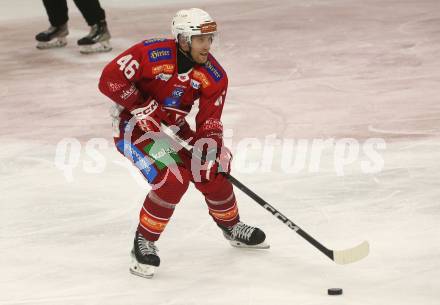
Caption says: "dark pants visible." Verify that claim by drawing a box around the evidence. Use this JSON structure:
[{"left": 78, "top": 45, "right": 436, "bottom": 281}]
[{"left": 42, "top": 0, "right": 106, "bottom": 27}]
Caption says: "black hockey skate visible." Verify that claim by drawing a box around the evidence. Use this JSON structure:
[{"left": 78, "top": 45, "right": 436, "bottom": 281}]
[
  {"left": 129, "top": 231, "right": 160, "bottom": 278},
  {"left": 35, "top": 24, "right": 68, "bottom": 49},
  {"left": 77, "top": 20, "right": 112, "bottom": 54},
  {"left": 220, "top": 221, "right": 269, "bottom": 249}
]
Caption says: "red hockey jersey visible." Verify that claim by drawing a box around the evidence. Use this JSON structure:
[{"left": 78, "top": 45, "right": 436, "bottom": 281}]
[{"left": 98, "top": 38, "right": 228, "bottom": 140}]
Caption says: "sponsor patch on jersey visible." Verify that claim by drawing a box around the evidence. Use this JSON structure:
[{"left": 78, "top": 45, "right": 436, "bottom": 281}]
[
  {"left": 200, "top": 118, "right": 223, "bottom": 135},
  {"left": 119, "top": 83, "right": 138, "bottom": 100},
  {"left": 143, "top": 139, "right": 182, "bottom": 170},
  {"left": 148, "top": 48, "right": 172, "bottom": 62},
  {"left": 152, "top": 64, "right": 175, "bottom": 75},
  {"left": 155, "top": 73, "right": 173, "bottom": 82},
  {"left": 107, "top": 81, "right": 126, "bottom": 92},
  {"left": 192, "top": 70, "right": 211, "bottom": 88},
  {"left": 143, "top": 38, "right": 167, "bottom": 46},
  {"left": 171, "top": 87, "right": 184, "bottom": 98},
  {"left": 174, "top": 84, "right": 187, "bottom": 89},
  {"left": 178, "top": 74, "right": 190, "bottom": 82},
  {"left": 115, "top": 140, "right": 158, "bottom": 183},
  {"left": 163, "top": 87, "right": 184, "bottom": 107},
  {"left": 204, "top": 60, "right": 223, "bottom": 82},
  {"left": 163, "top": 97, "right": 180, "bottom": 107},
  {"left": 190, "top": 79, "right": 201, "bottom": 90}
]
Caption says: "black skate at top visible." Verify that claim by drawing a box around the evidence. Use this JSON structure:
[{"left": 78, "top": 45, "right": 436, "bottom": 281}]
[
  {"left": 35, "top": 24, "right": 68, "bottom": 42},
  {"left": 133, "top": 231, "right": 160, "bottom": 267},
  {"left": 77, "top": 20, "right": 111, "bottom": 46},
  {"left": 220, "top": 221, "right": 266, "bottom": 245}
]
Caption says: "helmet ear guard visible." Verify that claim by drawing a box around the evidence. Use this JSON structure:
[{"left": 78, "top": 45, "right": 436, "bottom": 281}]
[{"left": 177, "top": 33, "right": 191, "bottom": 45}]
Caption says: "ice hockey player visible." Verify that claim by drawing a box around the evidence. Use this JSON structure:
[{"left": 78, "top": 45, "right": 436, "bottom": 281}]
[
  {"left": 98, "top": 8, "right": 268, "bottom": 278},
  {"left": 35, "top": 0, "right": 111, "bottom": 54}
]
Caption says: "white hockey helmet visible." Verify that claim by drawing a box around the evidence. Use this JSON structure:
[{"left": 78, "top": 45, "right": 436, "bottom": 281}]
[{"left": 171, "top": 8, "right": 217, "bottom": 44}]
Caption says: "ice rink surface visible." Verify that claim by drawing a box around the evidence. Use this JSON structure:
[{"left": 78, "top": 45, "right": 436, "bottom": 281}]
[{"left": 1, "top": 0, "right": 439, "bottom": 304}]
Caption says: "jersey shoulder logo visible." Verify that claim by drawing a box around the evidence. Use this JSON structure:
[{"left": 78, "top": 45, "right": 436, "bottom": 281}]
[
  {"left": 143, "top": 38, "right": 168, "bottom": 46},
  {"left": 192, "top": 70, "right": 211, "bottom": 88},
  {"left": 203, "top": 59, "right": 223, "bottom": 82},
  {"left": 148, "top": 48, "right": 172, "bottom": 62}
]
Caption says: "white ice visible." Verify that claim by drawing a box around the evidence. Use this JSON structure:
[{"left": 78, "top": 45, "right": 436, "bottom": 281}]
[{"left": 1, "top": 0, "right": 440, "bottom": 304}]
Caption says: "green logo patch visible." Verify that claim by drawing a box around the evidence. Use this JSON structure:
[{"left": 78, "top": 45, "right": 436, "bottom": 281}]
[{"left": 143, "top": 139, "right": 182, "bottom": 170}]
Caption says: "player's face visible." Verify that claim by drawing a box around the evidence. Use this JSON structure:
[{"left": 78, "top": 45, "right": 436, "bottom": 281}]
[{"left": 190, "top": 34, "right": 213, "bottom": 64}]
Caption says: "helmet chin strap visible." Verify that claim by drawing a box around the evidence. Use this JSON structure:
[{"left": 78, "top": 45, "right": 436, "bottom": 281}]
[
  {"left": 179, "top": 46, "right": 194, "bottom": 62},
  {"left": 187, "top": 37, "right": 196, "bottom": 62},
  {"left": 177, "top": 35, "right": 195, "bottom": 62},
  {"left": 187, "top": 46, "right": 195, "bottom": 62},
  {"left": 177, "top": 43, "right": 196, "bottom": 74}
]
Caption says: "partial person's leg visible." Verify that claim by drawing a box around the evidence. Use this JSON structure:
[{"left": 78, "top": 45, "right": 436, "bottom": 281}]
[
  {"left": 43, "top": 0, "right": 68, "bottom": 26},
  {"left": 35, "top": 0, "right": 69, "bottom": 49},
  {"left": 72, "top": 0, "right": 105, "bottom": 26},
  {"left": 73, "top": 0, "right": 111, "bottom": 54}
]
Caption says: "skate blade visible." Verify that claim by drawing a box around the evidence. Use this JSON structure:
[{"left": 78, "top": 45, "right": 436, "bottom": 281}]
[
  {"left": 36, "top": 38, "right": 67, "bottom": 49},
  {"left": 229, "top": 240, "right": 270, "bottom": 249},
  {"left": 129, "top": 254, "right": 156, "bottom": 279},
  {"left": 129, "top": 265, "right": 155, "bottom": 279},
  {"left": 79, "top": 40, "right": 112, "bottom": 54}
]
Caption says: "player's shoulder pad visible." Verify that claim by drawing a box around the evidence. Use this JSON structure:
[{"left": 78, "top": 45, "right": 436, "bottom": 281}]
[
  {"left": 200, "top": 54, "right": 227, "bottom": 84},
  {"left": 140, "top": 38, "right": 176, "bottom": 63}
]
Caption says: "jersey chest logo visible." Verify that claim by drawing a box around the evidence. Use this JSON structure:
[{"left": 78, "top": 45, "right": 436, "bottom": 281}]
[
  {"left": 152, "top": 64, "right": 175, "bottom": 75},
  {"left": 163, "top": 86, "right": 185, "bottom": 107},
  {"left": 178, "top": 74, "right": 190, "bottom": 82},
  {"left": 148, "top": 48, "right": 172, "bottom": 62},
  {"left": 155, "top": 73, "right": 172, "bottom": 82},
  {"left": 190, "top": 79, "right": 201, "bottom": 89}
]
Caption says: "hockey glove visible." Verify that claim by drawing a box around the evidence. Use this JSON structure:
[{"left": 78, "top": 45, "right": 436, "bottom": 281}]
[
  {"left": 194, "top": 145, "right": 232, "bottom": 182},
  {"left": 191, "top": 118, "right": 230, "bottom": 182},
  {"left": 174, "top": 117, "right": 195, "bottom": 143},
  {"left": 130, "top": 98, "right": 170, "bottom": 132}
]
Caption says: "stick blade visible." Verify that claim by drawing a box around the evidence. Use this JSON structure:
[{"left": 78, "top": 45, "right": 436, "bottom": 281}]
[{"left": 333, "top": 240, "right": 370, "bottom": 265}]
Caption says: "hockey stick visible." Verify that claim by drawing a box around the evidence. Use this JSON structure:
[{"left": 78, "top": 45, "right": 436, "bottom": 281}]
[
  {"left": 161, "top": 125, "right": 369, "bottom": 265},
  {"left": 223, "top": 174, "right": 369, "bottom": 265}
]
